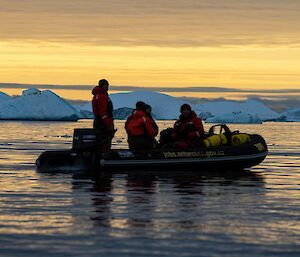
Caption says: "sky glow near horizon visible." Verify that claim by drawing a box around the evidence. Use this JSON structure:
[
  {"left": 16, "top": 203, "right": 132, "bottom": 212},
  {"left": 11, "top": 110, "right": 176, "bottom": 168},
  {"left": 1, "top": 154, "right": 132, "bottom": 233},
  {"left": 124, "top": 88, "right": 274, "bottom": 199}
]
[{"left": 1, "top": 0, "right": 300, "bottom": 99}]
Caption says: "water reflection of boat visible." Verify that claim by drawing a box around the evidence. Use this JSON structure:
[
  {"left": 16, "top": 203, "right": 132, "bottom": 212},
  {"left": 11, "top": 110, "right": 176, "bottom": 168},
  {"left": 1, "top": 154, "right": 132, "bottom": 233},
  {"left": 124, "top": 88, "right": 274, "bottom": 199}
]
[
  {"left": 36, "top": 128, "right": 268, "bottom": 174},
  {"left": 88, "top": 171, "right": 265, "bottom": 232}
]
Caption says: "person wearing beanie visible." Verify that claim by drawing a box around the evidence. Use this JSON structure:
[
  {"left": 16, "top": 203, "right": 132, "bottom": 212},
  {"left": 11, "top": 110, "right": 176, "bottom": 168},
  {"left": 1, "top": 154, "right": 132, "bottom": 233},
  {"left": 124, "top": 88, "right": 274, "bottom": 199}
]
[
  {"left": 172, "top": 103, "right": 205, "bottom": 149},
  {"left": 135, "top": 101, "right": 146, "bottom": 111},
  {"left": 92, "top": 79, "right": 115, "bottom": 151},
  {"left": 125, "top": 102, "right": 158, "bottom": 150}
]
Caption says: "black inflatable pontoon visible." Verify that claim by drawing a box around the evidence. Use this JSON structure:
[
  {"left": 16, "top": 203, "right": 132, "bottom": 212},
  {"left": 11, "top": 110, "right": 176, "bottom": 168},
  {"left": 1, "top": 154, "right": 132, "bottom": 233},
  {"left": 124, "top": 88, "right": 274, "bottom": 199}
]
[{"left": 36, "top": 127, "right": 268, "bottom": 173}]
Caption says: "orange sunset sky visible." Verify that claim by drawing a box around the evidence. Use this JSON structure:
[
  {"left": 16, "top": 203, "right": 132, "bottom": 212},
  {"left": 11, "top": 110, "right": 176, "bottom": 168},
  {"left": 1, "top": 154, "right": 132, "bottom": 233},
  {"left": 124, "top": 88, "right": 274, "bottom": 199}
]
[{"left": 0, "top": 0, "right": 300, "bottom": 100}]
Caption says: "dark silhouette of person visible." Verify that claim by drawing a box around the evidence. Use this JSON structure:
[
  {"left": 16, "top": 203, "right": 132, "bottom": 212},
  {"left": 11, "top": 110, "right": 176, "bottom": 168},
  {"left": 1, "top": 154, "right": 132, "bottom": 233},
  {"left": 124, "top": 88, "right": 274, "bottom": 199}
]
[{"left": 92, "top": 79, "right": 115, "bottom": 151}]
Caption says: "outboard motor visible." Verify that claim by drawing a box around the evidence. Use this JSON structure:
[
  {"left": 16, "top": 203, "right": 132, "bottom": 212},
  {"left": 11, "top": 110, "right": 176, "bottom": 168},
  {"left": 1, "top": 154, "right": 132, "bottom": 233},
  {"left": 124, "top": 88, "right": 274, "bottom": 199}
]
[
  {"left": 36, "top": 128, "right": 101, "bottom": 172},
  {"left": 72, "top": 128, "right": 98, "bottom": 150}
]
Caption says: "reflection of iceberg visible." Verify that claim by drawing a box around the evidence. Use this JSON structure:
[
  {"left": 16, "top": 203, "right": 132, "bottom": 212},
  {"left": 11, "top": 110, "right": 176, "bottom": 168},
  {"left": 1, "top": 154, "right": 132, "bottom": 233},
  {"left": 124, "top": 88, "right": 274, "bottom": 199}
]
[{"left": 0, "top": 88, "right": 81, "bottom": 121}]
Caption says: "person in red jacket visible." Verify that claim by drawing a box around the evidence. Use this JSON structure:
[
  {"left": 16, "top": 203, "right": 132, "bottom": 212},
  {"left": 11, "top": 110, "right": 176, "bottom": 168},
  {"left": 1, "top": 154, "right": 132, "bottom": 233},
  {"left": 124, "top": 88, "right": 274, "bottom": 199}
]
[
  {"left": 172, "top": 104, "right": 205, "bottom": 149},
  {"left": 125, "top": 101, "right": 158, "bottom": 150},
  {"left": 92, "top": 79, "right": 115, "bottom": 151}
]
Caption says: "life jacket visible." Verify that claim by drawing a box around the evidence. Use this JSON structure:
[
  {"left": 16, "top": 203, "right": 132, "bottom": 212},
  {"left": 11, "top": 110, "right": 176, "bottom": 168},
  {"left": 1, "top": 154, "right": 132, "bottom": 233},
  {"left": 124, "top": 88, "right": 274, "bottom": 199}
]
[
  {"left": 92, "top": 86, "right": 113, "bottom": 119},
  {"left": 125, "top": 110, "right": 158, "bottom": 138},
  {"left": 174, "top": 111, "right": 205, "bottom": 140}
]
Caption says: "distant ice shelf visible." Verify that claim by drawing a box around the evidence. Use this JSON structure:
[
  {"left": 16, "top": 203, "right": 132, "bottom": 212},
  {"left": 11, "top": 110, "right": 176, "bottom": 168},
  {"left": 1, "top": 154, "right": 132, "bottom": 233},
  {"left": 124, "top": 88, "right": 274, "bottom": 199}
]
[{"left": 1, "top": 88, "right": 297, "bottom": 123}]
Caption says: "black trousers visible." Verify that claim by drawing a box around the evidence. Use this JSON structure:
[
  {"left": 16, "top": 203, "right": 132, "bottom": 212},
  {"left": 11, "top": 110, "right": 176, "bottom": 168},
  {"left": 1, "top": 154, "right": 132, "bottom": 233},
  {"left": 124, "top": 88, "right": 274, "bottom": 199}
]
[
  {"left": 128, "top": 136, "right": 156, "bottom": 150},
  {"left": 93, "top": 116, "right": 107, "bottom": 137},
  {"left": 93, "top": 116, "right": 111, "bottom": 151}
]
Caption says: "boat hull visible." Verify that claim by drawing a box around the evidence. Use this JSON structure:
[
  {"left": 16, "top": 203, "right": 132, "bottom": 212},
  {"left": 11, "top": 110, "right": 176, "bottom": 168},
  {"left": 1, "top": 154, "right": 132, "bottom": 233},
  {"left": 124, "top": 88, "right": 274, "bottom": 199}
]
[{"left": 36, "top": 134, "right": 268, "bottom": 173}]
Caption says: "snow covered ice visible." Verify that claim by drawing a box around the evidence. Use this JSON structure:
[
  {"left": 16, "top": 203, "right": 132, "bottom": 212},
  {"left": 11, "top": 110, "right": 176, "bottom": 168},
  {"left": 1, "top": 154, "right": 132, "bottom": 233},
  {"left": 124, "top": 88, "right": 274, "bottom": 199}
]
[
  {"left": 0, "top": 88, "right": 81, "bottom": 121},
  {"left": 77, "top": 91, "right": 187, "bottom": 120},
  {"left": 0, "top": 88, "right": 293, "bottom": 123},
  {"left": 0, "top": 91, "right": 11, "bottom": 103},
  {"left": 76, "top": 91, "right": 281, "bottom": 123},
  {"left": 199, "top": 99, "right": 279, "bottom": 124},
  {"left": 280, "top": 108, "right": 300, "bottom": 122}
]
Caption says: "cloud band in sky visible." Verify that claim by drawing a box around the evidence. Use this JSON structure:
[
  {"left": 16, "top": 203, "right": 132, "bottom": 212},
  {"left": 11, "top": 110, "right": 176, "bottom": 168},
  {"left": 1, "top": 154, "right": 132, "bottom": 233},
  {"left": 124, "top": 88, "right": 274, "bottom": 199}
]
[{"left": 1, "top": 0, "right": 300, "bottom": 47}]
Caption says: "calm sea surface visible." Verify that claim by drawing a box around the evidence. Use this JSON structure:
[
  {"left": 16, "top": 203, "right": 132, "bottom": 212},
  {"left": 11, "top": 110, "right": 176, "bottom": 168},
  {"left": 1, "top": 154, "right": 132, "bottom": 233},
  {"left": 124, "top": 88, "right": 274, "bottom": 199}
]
[{"left": 0, "top": 121, "right": 299, "bottom": 257}]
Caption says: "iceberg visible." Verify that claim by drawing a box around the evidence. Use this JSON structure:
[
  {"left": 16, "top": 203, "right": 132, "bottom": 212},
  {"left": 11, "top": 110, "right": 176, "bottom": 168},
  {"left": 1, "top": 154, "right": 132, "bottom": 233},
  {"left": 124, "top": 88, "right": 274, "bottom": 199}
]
[
  {"left": 0, "top": 92, "right": 11, "bottom": 103},
  {"left": 111, "top": 91, "right": 186, "bottom": 120},
  {"left": 75, "top": 91, "right": 280, "bottom": 123},
  {"left": 0, "top": 88, "right": 81, "bottom": 121},
  {"left": 197, "top": 99, "right": 279, "bottom": 123},
  {"left": 75, "top": 103, "right": 133, "bottom": 120},
  {"left": 76, "top": 91, "right": 186, "bottom": 120},
  {"left": 205, "top": 111, "right": 262, "bottom": 124},
  {"left": 279, "top": 108, "right": 300, "bottom": 122},
  {"left": 113, "top": 107, "right": 134, "bottom": 120},
  {"left": 75, "top": 103, "right": 93, "bottom": 119},
  {"left": 0, "top": 88, "right": 281, "bottom": 123}
]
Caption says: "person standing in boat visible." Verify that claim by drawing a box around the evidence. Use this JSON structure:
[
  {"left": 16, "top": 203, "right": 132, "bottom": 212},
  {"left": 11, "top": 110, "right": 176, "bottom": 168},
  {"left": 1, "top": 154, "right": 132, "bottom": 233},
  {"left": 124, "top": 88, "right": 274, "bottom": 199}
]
[
  {"left": 125, "top": 102, "right": 158, "bottom": 150},
  {"left": 92, "top": 79, "right": 115, "bottom": 151},
  {"left": 172, "top": 104, "right": 205, "bottom": 149}
]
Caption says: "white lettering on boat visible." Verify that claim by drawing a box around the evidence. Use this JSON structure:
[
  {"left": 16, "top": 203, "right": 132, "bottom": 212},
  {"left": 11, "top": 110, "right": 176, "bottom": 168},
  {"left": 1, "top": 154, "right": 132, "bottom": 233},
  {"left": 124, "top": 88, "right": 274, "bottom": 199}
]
[
  {"left": 254, "top": 143, "right": 265, "bottom": 152},
  {"left": 163, "top": 151, "right": 225, "bottom": 158},
  {"left": 118, "top": 151, "right": 135, "bottom": 158}
]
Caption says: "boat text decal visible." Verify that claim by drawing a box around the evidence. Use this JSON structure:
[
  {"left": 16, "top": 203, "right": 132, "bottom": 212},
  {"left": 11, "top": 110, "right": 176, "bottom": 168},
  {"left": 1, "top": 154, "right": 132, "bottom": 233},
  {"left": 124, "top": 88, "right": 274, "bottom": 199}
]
[
  {"left": 163, "top": 151, "right": 225, "bottom": 158},
  {"left": 254, "top": 143, "right": 265, "bottom": 152},
  {"left": 118, "top": 151, "right": 135, "bottom": 158}
]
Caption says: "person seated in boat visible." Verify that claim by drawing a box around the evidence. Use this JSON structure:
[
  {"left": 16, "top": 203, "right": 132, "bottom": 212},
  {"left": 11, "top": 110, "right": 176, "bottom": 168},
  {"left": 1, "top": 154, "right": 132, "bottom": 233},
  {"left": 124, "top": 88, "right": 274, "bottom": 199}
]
[
  {"left": 92, "top": 79, "right": 115, "bottom": 151},
  {"left": 144, "top": 104, "right": 159, "bottom": 134},
  {"left": 158, "top": 127, "right": 175, "bottom": 148},
  {"left": 125, "top": 102, "right": 158, "bottom": 150},
  {"left": 172, "top": 104, "right": 205, "bottom": 149}
]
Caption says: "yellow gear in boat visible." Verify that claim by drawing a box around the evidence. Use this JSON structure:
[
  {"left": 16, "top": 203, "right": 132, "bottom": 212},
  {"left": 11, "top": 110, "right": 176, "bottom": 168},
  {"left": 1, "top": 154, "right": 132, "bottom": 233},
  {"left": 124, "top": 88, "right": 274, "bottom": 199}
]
[
  {"left": 231, "top": 133, "right": 250, "bottom": 146},
  {"left": 204, "top": 134, "right": 227, "bottom": 148}
]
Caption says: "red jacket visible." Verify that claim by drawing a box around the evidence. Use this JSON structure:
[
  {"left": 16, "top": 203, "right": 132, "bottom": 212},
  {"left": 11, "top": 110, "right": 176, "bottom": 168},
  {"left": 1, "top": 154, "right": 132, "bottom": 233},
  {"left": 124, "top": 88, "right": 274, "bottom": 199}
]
[
  {"left": 125, "top": 110, "right": 158, "bottom": 138},
  {"left": 173, "top": 111, "right": 205, "bottom": 140},
  {"left": 92, "top": 86, "right": 113, "bottom": 118},
  {"left": 92, "top": 86, "right": 114, "bottom": 131}
]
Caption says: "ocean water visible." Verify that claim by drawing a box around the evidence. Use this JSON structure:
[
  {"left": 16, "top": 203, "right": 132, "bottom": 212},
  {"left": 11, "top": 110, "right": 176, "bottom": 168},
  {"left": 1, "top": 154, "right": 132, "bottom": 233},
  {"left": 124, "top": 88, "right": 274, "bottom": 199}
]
[{"left": 0, "top": 120, "right": 299, "bottom": 257}]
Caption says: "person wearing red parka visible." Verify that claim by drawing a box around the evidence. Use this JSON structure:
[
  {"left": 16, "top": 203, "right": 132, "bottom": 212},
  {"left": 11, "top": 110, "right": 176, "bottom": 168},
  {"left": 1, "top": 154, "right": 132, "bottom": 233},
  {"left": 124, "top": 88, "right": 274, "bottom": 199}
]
[
  {"left": 92, "top": 79, "right": 115, "bottom": 151},
  {"left": 172, "top": 104, "right": 205, "bottom": 149},
  {"left": 125, "top": 101, "right": 158, "bottom": 150}
]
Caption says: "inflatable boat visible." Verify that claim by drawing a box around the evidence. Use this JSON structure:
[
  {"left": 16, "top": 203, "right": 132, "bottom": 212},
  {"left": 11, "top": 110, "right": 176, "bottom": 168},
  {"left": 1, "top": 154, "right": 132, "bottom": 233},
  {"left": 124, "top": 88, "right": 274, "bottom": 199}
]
[{"left": 36, "top": 126, "right": 268, "bottom": 173}]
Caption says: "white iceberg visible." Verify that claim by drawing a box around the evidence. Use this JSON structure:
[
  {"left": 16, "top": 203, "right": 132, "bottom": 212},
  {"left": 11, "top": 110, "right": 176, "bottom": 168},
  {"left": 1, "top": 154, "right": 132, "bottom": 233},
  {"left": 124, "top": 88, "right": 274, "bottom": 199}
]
[
  {"left": 205, "top": 111, "right": 262, "bottom": 124},
  {"left": 75, "top": 91, "right": 280, "bottom": 123},
  {"left": 0, "top": 88, "right": 81, "bottom": 121},
  {"left": 111, "top": 91, "right": 186, "bottom": 120},
  {"left": 76, "top": 91, "right": 187, "bottom": 120},
  {"left": 0, "top": 92, "right": 11, "bottom": 103},
  {"left": 197, "top": 99, "right": 279, "bottom": 123},
  {"left": 280, "top": 108, "right": 300, "bottom": 122}
]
